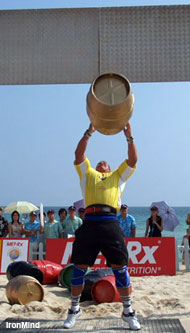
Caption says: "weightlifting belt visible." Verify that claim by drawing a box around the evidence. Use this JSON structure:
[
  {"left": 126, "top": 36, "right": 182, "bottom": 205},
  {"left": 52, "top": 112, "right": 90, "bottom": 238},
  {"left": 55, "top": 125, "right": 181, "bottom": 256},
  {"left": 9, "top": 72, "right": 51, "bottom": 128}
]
[{"left": 85, "top": 204, "right": 117, "bottom": 216}]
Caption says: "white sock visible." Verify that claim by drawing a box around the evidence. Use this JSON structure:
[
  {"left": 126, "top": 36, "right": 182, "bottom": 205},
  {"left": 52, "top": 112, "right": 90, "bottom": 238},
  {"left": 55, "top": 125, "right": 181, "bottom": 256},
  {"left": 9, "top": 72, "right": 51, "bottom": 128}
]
[
  {"left": 121, "top": 295, "right": 133, "bottom": 314},
  {"left": 71, "top": 295, "right": 81, "bottom": 312}
]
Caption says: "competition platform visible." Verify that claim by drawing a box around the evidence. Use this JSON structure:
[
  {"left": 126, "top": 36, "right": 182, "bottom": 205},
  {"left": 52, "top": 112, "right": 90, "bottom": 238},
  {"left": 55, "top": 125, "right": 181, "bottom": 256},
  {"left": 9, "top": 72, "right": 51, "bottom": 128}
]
[{"left": 0, "top": 317, "right": 189, "bottom": 333}]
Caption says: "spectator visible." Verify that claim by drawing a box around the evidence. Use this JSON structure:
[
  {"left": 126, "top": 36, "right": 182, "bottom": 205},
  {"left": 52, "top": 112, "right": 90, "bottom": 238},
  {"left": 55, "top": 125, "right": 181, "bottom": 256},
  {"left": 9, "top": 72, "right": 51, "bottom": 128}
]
[
  {"left": 0, "top": 206, "right": 8, "bottom": 237},
  {"left": 59, "top": 208, "right": 67, "bottom": 226},
  {"left": 8, "top": 210, "right": 24, "bottom": 238},
  {"left": 181, "top": 228, "right": 190, "bottom": 264},
  {"left": 43, "top": 209, "right": 64, "bottom": 248},
  {"left": 62, "top": 206, "right": 82, "bottom": 238},
  {"left": 23, "top": 211, "right": 42, "bottom": 260},
  {"left": 181, "top": 227, "right": 190, "bottom": 246},
  {"left": 186, "top": 213, "right": 190, "bottom": 226},
  {"left": 145, "top": 206, "right": 163, "bottom": 237},
  {"left": 118, "top": 204, "right": 136, "bottom": 237},
  {"left": 78, "top": 207, "right": 85, "bottom": 222}
]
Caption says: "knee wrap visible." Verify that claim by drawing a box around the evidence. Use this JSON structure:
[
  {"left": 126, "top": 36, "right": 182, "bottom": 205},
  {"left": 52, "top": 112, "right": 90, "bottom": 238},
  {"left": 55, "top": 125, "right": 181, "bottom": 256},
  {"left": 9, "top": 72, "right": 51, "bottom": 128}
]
[
  {"left": 71, "top": 265, "right": 87, "bottom": 287},
  {"left": 112, "top": 266, "right": 130, "bottom": 288}
]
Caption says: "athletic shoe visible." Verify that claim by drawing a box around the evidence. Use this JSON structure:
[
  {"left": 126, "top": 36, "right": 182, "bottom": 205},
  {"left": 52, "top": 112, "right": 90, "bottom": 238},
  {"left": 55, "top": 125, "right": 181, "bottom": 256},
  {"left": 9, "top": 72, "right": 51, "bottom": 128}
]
[
  {"left": 122, "top": 311, "right": 141, "bottom": 330},
  {"left": 63, "top": 308, "right": 82, "bottom": 329}
]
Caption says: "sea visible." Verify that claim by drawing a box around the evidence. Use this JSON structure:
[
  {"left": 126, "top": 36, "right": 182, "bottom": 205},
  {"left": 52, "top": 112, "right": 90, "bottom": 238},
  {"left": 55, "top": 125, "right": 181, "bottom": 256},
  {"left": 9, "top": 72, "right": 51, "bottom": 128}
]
[{"left": 4, "top": 206, "right": 189, "bottom": 248}]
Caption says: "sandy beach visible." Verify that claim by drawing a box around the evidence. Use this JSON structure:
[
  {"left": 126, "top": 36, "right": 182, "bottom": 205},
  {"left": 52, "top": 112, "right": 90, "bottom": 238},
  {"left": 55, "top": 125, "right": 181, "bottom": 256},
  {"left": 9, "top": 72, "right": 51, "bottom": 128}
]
[{"left": 0, "top": 270, "right": 189, "bottom": 327}]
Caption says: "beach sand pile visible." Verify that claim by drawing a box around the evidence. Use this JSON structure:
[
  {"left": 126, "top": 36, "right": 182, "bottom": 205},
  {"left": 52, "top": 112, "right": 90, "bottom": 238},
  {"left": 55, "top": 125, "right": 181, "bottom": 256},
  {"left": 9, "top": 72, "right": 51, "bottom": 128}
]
[{"left": 0, "top": 270, "right": 189, "bottom": 325}]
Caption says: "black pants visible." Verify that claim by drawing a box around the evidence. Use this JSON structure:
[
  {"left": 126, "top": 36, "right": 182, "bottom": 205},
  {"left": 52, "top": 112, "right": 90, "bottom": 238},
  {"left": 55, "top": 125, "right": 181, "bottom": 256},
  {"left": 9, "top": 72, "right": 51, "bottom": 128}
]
[{"left": 71, "top": 217, "right": 128, "bottom": 267}]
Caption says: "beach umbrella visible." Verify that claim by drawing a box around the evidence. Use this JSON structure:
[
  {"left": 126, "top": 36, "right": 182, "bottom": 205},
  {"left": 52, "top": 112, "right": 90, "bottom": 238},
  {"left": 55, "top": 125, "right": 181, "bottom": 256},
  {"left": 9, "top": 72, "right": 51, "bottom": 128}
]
[
  {"left": 73, "top": 199, "right": 85, "bottom": 211},
  {"left": 4, "top": 201, "right": 39, "bottom": 214},
  {"left": 151, "top": 201, "right": 179, "bottom": 232}
]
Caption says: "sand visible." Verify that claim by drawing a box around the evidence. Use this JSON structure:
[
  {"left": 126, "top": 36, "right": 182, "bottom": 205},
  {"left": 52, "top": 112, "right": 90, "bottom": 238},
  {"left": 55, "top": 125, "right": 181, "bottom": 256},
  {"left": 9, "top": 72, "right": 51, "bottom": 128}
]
[{"left": 1, "top": 270, "right": 190, "bottom": 324}]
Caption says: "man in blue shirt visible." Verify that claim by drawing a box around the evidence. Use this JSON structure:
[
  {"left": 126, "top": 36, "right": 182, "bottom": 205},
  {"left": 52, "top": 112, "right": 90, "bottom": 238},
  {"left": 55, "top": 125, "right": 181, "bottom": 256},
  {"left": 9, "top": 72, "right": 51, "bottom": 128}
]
[
  {"left": 24, "top": 211, "right": 42, "bottom": 259},
  {"left": 118, "top": 204, "right": 136, "bottom": 237}
]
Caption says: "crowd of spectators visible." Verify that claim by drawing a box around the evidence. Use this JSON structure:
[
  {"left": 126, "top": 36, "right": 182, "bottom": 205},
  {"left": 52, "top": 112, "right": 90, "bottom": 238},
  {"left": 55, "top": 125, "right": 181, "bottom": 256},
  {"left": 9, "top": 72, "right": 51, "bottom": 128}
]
[
  {"left": 0, "top": 205, "right": 83, "bottom": 247},
  {"left": 0, "top": 204, "right": 164, "bottom": 244},
  {"left": 2, "top": 204, "right": 190, "bottom": 258},
  {"left": 1, "top": 205, "right": 189, "bottom": 266},
  {"left": 0, "top": 205, "right": 84, "bottom": 259}
]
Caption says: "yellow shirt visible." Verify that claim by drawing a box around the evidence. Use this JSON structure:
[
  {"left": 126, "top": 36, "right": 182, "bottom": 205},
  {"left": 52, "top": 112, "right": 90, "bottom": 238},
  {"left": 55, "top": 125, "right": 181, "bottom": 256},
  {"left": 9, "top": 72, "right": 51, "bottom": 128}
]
[{"left": 74, "top": 157, "right": 136, "bottom": 210}]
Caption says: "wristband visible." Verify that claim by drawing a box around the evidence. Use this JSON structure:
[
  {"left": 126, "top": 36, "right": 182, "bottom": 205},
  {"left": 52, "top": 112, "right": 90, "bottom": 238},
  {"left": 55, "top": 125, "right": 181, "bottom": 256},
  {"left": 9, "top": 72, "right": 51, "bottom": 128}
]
[
  {"left": 84, "top": 129, "right": 93, "bottom": 138},
  {"left": 126, "top": 136, "right": 134, "bottom": 144}
]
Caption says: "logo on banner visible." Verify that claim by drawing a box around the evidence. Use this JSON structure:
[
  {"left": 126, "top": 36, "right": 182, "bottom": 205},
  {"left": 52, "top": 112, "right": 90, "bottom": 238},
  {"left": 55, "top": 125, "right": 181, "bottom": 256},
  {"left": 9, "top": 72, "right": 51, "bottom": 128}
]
[
  {"left": 8, "top": 248, "right": 20, "bottom": 261},
  {"left": 46, "top": 237, "right": 176, "bottom": 276},
  {"left": 0, "top": 239, "right": 29, "bottom": 274},
  {"left": 127, "top": 241, "right": 159, "bottom": 263},
  {"left": 7, "top": 241, "right": 24, "bottom": 262},
  {"left": 60, "top": 241, "right": 159, "bottom": 265}
]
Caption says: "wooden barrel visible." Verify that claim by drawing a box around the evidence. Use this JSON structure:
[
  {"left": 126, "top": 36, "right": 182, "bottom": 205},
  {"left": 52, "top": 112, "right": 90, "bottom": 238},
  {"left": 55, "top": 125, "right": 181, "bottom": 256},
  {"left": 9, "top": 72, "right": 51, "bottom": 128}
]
[
  {"left": 87, "top": 72, "right": 134, "bottom": 135},
  {"left": 6, "top": 275, "right": 44, "bottom": 305}
]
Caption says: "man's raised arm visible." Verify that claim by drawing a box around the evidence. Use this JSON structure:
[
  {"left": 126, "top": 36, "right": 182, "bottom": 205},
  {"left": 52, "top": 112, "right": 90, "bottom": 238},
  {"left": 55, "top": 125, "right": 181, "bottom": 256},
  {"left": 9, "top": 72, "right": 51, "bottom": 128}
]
[
  {"left": 123, "top": 122, "right": 138, "bottom": 168},
  {"left": 75, "top": 123, "right": 95, "bottom": 165}
]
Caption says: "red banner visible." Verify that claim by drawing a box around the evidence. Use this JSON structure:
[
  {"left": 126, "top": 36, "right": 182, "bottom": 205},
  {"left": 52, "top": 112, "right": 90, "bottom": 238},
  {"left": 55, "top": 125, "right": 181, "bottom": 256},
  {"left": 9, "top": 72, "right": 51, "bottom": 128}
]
[{"left": 46, "top": 237, "right": 176, "bottom": 276}]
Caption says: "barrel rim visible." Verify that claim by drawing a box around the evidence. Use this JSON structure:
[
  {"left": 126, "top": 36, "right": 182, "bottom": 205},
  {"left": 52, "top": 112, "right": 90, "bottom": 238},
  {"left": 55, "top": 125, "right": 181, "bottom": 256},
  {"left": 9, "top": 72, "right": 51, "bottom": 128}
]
[
  {"left": 6, "top": 274, "right": 42, "bottom": 285},
  {"left": 58, "top": 264, "right": 74, "bottom": 288},
  {"left": 90, "top": 72, "right": 132, "bottom": 107}
]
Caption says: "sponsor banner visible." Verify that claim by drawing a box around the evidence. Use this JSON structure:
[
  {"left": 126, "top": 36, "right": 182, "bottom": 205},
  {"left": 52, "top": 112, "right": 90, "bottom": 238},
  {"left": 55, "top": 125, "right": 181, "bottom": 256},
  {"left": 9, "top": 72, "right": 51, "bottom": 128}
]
[
  {"left": 46, "top": 237, "right": 176, "bottom": 276},
  {"left": 0, "top": 238, "right": 30, "bottom": 274}
]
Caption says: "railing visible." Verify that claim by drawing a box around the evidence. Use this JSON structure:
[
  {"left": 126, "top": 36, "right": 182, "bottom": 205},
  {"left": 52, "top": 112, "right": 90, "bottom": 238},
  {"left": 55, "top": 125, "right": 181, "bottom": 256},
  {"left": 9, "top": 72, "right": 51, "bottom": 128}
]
[
  {"left": 177, "top": 238, "right": 190, "bottom": 272},
  {"left": 30, "top": 240, "right": 190, "bottom": 272},
  {"left": 29, "top": 242, "right": 45, "bottom": 260}
]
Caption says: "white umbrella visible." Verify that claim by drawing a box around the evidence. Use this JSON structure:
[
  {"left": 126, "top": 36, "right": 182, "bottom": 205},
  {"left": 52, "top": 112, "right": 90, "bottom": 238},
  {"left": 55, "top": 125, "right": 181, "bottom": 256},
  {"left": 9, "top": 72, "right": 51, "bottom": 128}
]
[
  {"left": 151, "top": 201, "right": 179, "bottom": 232},
  {"left": 4, "top": 201, "right": 39, "bottom": 214}
]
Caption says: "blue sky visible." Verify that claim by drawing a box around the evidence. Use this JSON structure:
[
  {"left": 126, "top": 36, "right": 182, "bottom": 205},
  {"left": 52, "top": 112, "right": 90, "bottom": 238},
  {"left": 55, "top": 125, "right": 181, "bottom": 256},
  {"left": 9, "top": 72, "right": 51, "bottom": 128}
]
[{"left": 0, "top": 0, "right": 190, "bottom": 207}]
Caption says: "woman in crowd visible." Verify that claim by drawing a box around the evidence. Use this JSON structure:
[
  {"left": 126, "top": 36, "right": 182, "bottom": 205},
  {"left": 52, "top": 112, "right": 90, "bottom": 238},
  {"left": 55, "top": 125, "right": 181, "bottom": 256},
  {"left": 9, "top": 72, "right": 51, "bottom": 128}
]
[
  {"left": 181, "top": 228, "right": 190, "bottom": 264},
  {"left": 145, "top": 206, "right": 163, "bottom": 237},
  {"left": 8, "top": 210, "right": 24, "bottom": 237}
]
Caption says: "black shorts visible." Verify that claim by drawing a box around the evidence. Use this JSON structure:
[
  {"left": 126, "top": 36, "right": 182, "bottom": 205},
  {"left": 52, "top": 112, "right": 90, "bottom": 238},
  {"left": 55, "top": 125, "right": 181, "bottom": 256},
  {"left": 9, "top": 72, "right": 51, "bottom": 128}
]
[{"left": 71, "top": 217, "right": 128, "bottom": 267}]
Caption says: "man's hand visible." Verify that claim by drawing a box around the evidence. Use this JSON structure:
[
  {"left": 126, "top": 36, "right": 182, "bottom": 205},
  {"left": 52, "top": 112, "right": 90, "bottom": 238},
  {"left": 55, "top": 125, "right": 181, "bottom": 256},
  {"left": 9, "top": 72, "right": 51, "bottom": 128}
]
[
  {"left": 75, "top": 123, "right": 95, "bottom": 165},
  {"left": 123, "top": 122, "right": 132, "bottom": 138}
]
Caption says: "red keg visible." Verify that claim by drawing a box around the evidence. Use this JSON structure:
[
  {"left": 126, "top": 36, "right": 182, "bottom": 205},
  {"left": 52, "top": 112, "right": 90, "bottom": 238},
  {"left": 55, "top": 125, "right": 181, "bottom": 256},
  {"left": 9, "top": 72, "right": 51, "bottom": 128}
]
[
  {"left": 31, "top": 260, "right": 63, "bottom": 285},
  {"left": 91, "top": 275, "right": 132, "bottom": 304}
]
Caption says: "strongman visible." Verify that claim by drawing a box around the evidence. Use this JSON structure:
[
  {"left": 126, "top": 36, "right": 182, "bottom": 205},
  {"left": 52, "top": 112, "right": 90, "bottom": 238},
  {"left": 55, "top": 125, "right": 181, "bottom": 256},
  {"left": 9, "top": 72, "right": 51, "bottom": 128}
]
[{"left": 64, "top": 122, "right": 140, "bottom": 330}]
